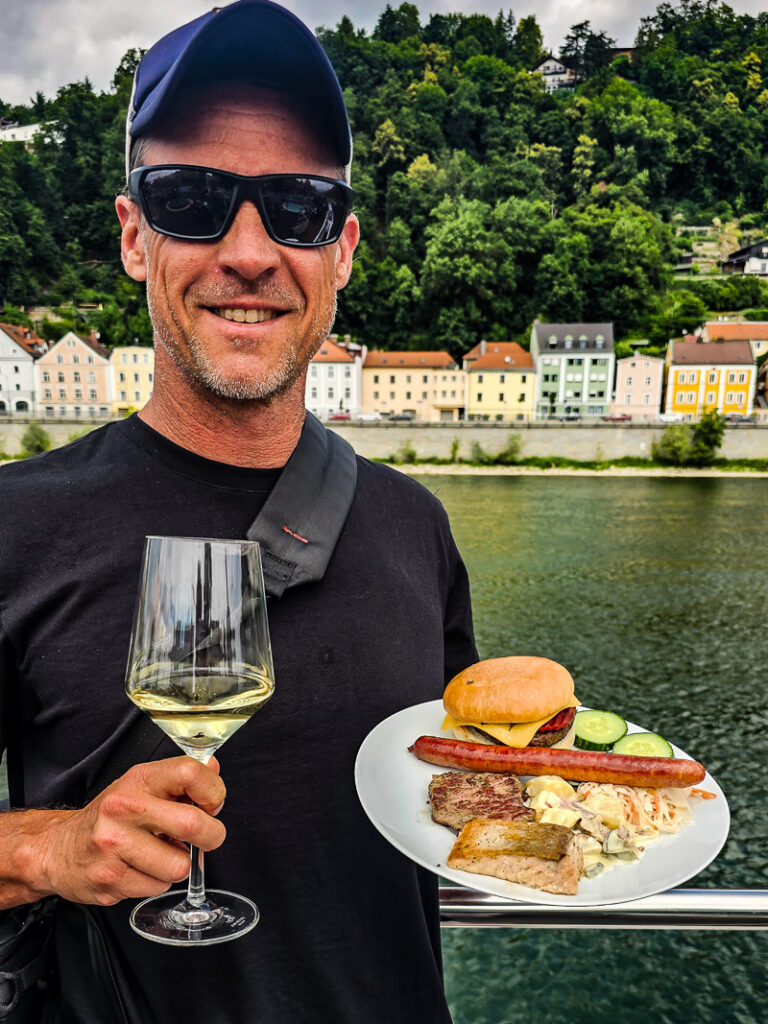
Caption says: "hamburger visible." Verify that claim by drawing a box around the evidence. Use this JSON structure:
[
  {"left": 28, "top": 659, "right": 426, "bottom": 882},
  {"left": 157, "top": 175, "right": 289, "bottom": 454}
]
[{"left": 442, "top": 656, "right": 578, "bottom": 750}]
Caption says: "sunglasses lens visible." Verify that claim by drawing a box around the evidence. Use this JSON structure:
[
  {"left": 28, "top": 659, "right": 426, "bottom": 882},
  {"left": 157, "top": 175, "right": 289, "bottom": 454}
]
[
  {"left": 140, "top": 168, "right": 233, "bottom": 238},
  {"left": 261, "top": 177, "right": 349, "bottom": 245}
]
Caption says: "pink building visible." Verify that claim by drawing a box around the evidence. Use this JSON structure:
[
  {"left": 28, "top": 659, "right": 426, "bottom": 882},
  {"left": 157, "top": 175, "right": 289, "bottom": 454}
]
[
  {"left": 613, "top": 355, "right": 664, "bottom": 421},
  {"left": 36, "top": 330, "right": 112, "bottom": 420}
]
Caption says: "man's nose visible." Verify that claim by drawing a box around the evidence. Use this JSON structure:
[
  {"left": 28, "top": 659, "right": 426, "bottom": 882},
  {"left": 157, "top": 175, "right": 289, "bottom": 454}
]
[{"left": 214, "top": 200, "right": 281, "bottom": 278}]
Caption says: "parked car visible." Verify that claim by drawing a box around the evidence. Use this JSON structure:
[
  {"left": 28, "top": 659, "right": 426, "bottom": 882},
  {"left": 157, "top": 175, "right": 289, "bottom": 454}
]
[
  {"left": 601, "top": 413, "right": 632, "bottom": 422},
  {"left": 658, "top": 412, "right": 684, "bottom": 423},
  {"left": 328, "top": 411, "right": 351, "bottom": 422},
  {"left": 356, "top": 412, "right": 382, "bottom": 422},
  {"left": 554, "top": 413, "right": 581, "bottom": 422},
  {"left": 389, "top": 412, "right": 415, "bottom": 421},
  {"left": 724, "top": 413, "right": 755, "bottom": 424}
]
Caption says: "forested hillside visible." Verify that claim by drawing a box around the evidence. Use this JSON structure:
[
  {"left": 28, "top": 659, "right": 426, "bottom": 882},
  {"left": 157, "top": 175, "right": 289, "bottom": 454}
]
[{"left": 5, "top": 0, "right": 768, "bottom": 355}]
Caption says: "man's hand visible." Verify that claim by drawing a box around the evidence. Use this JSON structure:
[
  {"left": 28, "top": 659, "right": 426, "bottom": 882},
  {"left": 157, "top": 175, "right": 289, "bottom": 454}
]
[{"left": 1, "top": 756, "right": 226, "bottom": 909}]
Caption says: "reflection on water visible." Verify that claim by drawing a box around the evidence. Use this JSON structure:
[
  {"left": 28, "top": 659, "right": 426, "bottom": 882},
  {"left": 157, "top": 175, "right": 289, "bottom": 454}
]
[{"left": 420, "top": 475, "right": 768, "bottom": 1024}]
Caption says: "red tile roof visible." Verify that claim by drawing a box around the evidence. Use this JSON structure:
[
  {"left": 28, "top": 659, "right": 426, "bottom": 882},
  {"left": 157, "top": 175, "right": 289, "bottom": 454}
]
[
  {"left": 672, "top": 340, "right": 755, "bottom": 365},
  {"left": 311, "top": 338, "right": 355, "bottom": 363},
  {"left": 468, "top": 342, "right": 533, "bottom": 371},
  {"left": 364, "top": 350, "right": 456, "bottom": 369},
  {"left": 0, "top": 322, "right": 46, "bottom": 357},
  {"left": 704, "top": 321, "right": 768, "bottom": 341}
]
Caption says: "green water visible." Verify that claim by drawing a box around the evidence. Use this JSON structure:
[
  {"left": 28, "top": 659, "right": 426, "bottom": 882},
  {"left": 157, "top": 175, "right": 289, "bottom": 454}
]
[{"left": 422, "top": 475, "right": 768, "bottom": 1024}]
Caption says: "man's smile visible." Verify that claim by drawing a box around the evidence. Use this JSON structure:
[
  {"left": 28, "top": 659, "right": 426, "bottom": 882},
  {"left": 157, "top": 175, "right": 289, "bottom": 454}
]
[{"left": 209, "top": 306, "right": 285, "bottom": 323}]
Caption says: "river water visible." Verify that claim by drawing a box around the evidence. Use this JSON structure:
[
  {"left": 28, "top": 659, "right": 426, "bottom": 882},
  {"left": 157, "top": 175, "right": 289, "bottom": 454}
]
[
  {"left": 423, "top": 474, "right": 768, "bottom": 1024},
  {"left": 2, "top": 475, "right": 766, "bottom": 1021}
]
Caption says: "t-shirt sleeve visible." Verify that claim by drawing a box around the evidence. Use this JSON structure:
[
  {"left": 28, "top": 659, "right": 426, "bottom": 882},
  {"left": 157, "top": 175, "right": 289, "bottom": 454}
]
[
  {"left": 442, "top": 532, "right": 478, "bottom": 686},
  {"left": 0, "top": 606, "right": 16, "bottom": 791}
]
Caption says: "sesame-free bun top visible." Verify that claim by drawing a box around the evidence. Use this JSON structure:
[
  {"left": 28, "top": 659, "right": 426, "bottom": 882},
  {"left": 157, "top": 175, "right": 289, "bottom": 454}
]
[{"left": 444, "top": 656, "right": 575, "bottom": 724}]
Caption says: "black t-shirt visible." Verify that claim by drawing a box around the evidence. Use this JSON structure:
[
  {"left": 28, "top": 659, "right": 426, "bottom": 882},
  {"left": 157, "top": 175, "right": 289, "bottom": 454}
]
[{"left": 0, "top": 415, "right": 477, "bottom": 1024}]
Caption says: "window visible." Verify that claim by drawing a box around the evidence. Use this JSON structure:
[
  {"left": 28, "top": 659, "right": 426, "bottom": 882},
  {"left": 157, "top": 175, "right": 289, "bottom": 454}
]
[
  {"left": 120, "top": 390, "right": 127, "bottom": 401},
  {"left": 422, "top": 392, "right": 427, "bottom": 399},
  {"left": 373, "top": 375, "right": 379, "bottom": 384},
  {"left": 390, "top": 391, "right": 395, "bottom": 400},
  {"left": 134, "top": 391, "right": 141, "bottom": 402},
  {"left": 706, "top": 391, "right": 716, "bottom": 404},
  {"left": 73, "top": 372, "right": 81, "bottom": 383},
  {"left": 88, "top": 372, "right": 96, "bottom": 383},
  {"left": 119, "top": 372, "right": 126, "bottom": 383},
  {"left": 58, "top": 388, "right": 66, "bottom": 400},
  {"left": 122, "top": 354, "right": 128, "bottom": 363},
  {"left": 626, "top": 377, "right": 633, "bottom": 386},
  {"left": 625, "top": 394, "right": 632, "bottom": 405},
  {"left": 498, "top": 393, "right": 504, "bottom": 402},
  {"left": 43, "top": 371, "right": 50, "bottom": 382},
  {"left": 89, "top": 389, "right": 97, "bottom": 400},
  {"left": 521, "top": 375, "right": 527, "bottom": 383},
  {"left": 72, "top": 354, "right": 79, "bottom": 364},
  {"left": 344, "top": 388, "right": 350, "bottom": 399},
  {"left": 66, "top": 341, "right": 73, "bottom": 349},
  {"left": 44, "top": 388, "right": 52, "bottom": 399},
  {"left": 328, "top": 387, "right": 334, "bottom": 399},
  {"left": 344, "top": 367, "right": 350, "bottom": 378},
  {"left": 310, "top": 387, "right": 317, "bottom": 399},
  {"left": 687, "top": 393, "right": 695, "bottom": 404},
  {"left": 406, "top": 375, "right": 411, "bottom": 383},
  {"left": 645, "top": 377, "right": 652, "bottom": 386},
  {"left": 406, "top": 391, "right": 411, "bottom": 400},
  {"left": 133, "top": 373, "right": 140, "bottom": 383},
  {"left": 477, "top": 393, "right": 483, "bottom": 402},
  {"left": 56, "top": 355, "right": 63, "bottom": 364},
  {"left": 737, "top": 393, "right": 744, "bottom": 405},
  {"left": 728, "top": 373, "right": 735, "bottom": 383},
  {"left": 644, "top": 394, "right": 650, "bottom": 405},
  {"left": 133, "top": 354, "right": 138, "bottom": 364},
  {"left": 99, "top": 407, "right": 109, "bottom": 416},
  {"left": 13, "top": 365, "right": 18, "bottom": 373},
  {"left": 478, "top": 374, "right": 484, "bottom": 383},
  {"left": 441, "top": 391, "right": 447, "bottom": 398},
  {"left": 87, "top": 356, "right": 93, "bottom": 364},
  {"left": 422, "top": 375, "right": 428, "bottom": 383},
  {"left": 309, "top": 365, "right": 317, "bottom": 377},
  {"left": 688, "top": 372, "right": 696, "bottom": 384},
  {"left": 739, "top": 373, "right": 746, "bottom": 383},
  {"left": 328, "top": 367, "right": 334, "bottom": 378},
  {"left": 373, "top": 391, "right": 379, "bottom": 399},
  {"left": 143, "top": 353, "right": 149, "bottom": 364},
  {"left": 148, "top": 373, "right": 153, "bottom": 382},
  {"left": 389, "top": 375, "right": 395, "bottom": 384},
  {"left": 709, "top": 371, "right": 717, "bottom": 383},
  {"left": 45, "top": 406, "right": 54, "bottom": 417},
  {"left": 499, "top": 374, "right": 505, "bottom": 384},
  {"left": 74, "top": 389, "right": 82, "bottom": 400},
  {"left": 677, "top": 371, "right": 685, "bottom": 384}
]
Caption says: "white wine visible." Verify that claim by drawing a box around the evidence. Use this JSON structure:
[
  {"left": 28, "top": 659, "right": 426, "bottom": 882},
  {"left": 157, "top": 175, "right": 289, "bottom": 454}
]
[{"left": 129, "top": 669, "right": 274, "bottom": 759}]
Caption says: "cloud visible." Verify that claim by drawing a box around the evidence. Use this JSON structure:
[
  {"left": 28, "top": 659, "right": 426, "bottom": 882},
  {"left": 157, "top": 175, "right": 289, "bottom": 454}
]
[{"left": 1, "top": 0, "right": 766, "bottom": 108}]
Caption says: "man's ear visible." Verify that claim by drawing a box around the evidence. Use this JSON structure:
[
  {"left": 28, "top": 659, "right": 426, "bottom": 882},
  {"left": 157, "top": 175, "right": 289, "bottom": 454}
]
[
  {"left": 116, "top": 195, "right": 148, "bottom": 282},
  {"left": 335, "top": 214, "right": 360, "bottom": 290}
]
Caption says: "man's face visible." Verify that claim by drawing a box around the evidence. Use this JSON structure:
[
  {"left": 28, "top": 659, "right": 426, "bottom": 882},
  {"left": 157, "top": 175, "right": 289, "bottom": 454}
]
[{"left": 116, "top": 87, "right": 358, "bottom": 403}]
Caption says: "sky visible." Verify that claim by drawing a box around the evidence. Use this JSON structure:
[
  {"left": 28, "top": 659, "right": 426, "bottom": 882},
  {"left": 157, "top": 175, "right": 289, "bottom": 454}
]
[{"left": 3, "top": 0, "right": 768, "bottom": 108}]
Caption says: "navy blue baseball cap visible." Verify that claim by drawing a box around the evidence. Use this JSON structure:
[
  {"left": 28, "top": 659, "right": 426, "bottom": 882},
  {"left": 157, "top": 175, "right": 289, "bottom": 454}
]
[{"left": 125, "top": 0, "right": 351, "bottom": 175}]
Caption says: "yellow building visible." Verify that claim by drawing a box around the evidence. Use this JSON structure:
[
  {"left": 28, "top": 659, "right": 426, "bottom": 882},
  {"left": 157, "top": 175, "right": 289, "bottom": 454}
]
[
  {"left": 111, "top": 346, "right": 155, "bottom": 415},
  {"left": 464, "top": 342, "right": 536, "bottom": 422},
  {"left": 362, "top": 351, "right": 464, "bottom": 421},
  {"left": 664, "top": 339, "right": 756, "bottom": 419}
]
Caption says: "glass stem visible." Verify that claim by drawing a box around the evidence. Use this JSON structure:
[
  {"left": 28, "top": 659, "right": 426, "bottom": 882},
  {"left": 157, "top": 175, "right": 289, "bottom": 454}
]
[{"left": 187, "top": 845, "right": 206, "bottom": 907}]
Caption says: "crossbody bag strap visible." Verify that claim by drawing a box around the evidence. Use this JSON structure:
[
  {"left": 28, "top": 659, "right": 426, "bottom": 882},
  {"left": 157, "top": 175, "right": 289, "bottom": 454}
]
[{"left": 246, "top": 411, "right": 358, "bottom": 598}]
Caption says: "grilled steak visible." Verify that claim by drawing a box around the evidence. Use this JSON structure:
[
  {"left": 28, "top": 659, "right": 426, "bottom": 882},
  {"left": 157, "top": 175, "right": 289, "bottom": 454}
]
[{"left": 428, "top": 771, "right": 536, "bottom": 831}]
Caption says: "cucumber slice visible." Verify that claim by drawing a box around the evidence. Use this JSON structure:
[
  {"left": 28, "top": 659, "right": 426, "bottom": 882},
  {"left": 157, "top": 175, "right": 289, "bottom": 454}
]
[
  {"left": 612, "top": 732, "right": 674, "bottom": 758},
  {"left": 574, "top": 710, "right": 627, "bottom": 751}
]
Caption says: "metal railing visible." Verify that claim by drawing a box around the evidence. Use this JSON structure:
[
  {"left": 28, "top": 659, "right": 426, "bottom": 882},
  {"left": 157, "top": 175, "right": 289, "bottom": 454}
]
[{"left": 439, "top": 886, "right": 768, "bottom": 930}]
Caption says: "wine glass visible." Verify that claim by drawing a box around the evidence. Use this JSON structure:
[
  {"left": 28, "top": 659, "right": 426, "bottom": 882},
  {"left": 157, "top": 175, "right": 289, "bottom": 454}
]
[{"left": 125, "top": 535, "right": 275, "bottom": 946}]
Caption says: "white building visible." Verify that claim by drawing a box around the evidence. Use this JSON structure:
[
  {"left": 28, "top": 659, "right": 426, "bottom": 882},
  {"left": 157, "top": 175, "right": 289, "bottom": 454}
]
[
  {"left": 530, "top": 322, "right": 615, "bottom": 419},
  {"left": 0, "top": 323, "right": 47, "bottom": 415},
  {"left": 530, "top": 55, "right": 578, "bottom": 93},
  {"left": 305, "top": 337, "right": 363, "bottom": 418}
]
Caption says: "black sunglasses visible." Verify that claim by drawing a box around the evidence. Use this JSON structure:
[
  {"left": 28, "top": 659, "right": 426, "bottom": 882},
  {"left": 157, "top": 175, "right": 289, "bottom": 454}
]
[{"left": 127, "top": 165, "right": 353, "bottom": 247}]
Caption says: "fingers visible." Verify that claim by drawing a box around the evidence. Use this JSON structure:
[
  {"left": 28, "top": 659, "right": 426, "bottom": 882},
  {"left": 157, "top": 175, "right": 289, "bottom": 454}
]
[{"left": 132, "top": 756, "right": 227, "bottom": 816}]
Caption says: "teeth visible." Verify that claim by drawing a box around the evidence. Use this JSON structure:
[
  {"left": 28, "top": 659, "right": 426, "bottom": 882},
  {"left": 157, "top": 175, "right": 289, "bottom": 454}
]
[{"left": 216, "top": 307, "right": 279, "bottom": 323}]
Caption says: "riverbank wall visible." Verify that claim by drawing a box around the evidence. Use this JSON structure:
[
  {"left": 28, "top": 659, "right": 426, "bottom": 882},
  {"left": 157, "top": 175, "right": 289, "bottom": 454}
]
[{"left": 1, "top": 418, "right": 767, "bottom": 462}]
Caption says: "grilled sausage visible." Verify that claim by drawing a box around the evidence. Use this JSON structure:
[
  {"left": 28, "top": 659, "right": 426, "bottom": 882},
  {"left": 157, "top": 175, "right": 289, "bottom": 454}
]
[{"left": 409, "top": 735, "right": 706, "bottom": 789}]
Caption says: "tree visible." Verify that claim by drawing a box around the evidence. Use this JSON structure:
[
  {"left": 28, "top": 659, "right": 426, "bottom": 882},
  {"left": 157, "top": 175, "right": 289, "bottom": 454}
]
[
  {"left": 20, "top": 423, "right": 52, "bottom": 457},
  {"left": 374, "top": 3, "right": 421, "bottom": 44},
  {"left": 512, "top": 16, "right": 543, "bottom": 69},
  {"left": 689, "top": 410, "right": 726, "bottom": 465},
  {"left": 652, "top": 423, "right": 692, "bottom": 464},
  {"left": 561, "top": 21, "right": 616, "bottom": 79}
]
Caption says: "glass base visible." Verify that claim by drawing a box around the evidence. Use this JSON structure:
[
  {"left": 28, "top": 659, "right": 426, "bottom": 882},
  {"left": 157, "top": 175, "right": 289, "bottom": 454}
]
[{"left": 129, "top": 888, "right": 259, "bottom": 946}]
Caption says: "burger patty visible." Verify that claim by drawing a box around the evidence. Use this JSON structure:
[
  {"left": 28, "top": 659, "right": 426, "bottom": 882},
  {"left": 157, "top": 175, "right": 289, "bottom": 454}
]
[
  {"left": 528, "top": 706, "right": 576, "bottom": 748},
  {"left": 428, "top": 771, "right": 536, "bottom": 831}
]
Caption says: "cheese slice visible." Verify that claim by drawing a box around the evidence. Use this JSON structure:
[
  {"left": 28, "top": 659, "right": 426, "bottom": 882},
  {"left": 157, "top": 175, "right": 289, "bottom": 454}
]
[{"left": 442, "top": 696, "right": 579, "bottom": 748}]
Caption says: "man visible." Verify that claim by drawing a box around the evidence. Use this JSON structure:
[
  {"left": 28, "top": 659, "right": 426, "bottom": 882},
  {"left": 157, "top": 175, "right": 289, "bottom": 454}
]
[{"left": 0, "top": 2, "right": 476, "bottom": 1021}]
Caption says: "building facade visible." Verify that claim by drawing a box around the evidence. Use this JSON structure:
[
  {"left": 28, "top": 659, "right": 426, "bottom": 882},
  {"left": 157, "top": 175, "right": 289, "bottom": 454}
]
[
  {"left": 111, "top": 346, "right": 155, "bottom": 415},
  {"left": 362, "top": 351, "right": 464, "bottom": 421},
  {"left": 664, "top": 340, "right": 756, "bottom": 419},
  {"left": 702, "top": 321, "right": 768, "bottom": 361},
  {"left": 0, "top": 323, "right": 46, "bottom": 415},
  {"left": 464, "top": 342, "right": 535, "bottom": 422},
  {"left": 613, "top": 355, "right": 665, "bottom": 421},
  {"left": 530, "top": 322, "right": 615, "bottom": 419},
  {"left": 36, "top": 331, "right": 112, "bottom": 420},
  {"left": 530, "top": 55, "right": 578, "bottom": 93},
  {"left": 305, "top": 337, "right": 362, "bottom": 418}
]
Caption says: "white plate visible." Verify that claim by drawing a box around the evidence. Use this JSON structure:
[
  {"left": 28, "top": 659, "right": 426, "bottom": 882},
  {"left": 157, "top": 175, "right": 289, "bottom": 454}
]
[{"left": 355, "top": 700, "right": 730, "bottom": 907}]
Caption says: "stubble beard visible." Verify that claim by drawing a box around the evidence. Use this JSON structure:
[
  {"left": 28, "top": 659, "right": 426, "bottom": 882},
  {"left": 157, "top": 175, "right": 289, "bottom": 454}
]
[{"left": 145, "top": 262, "right": 338, "bottom": 403}]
